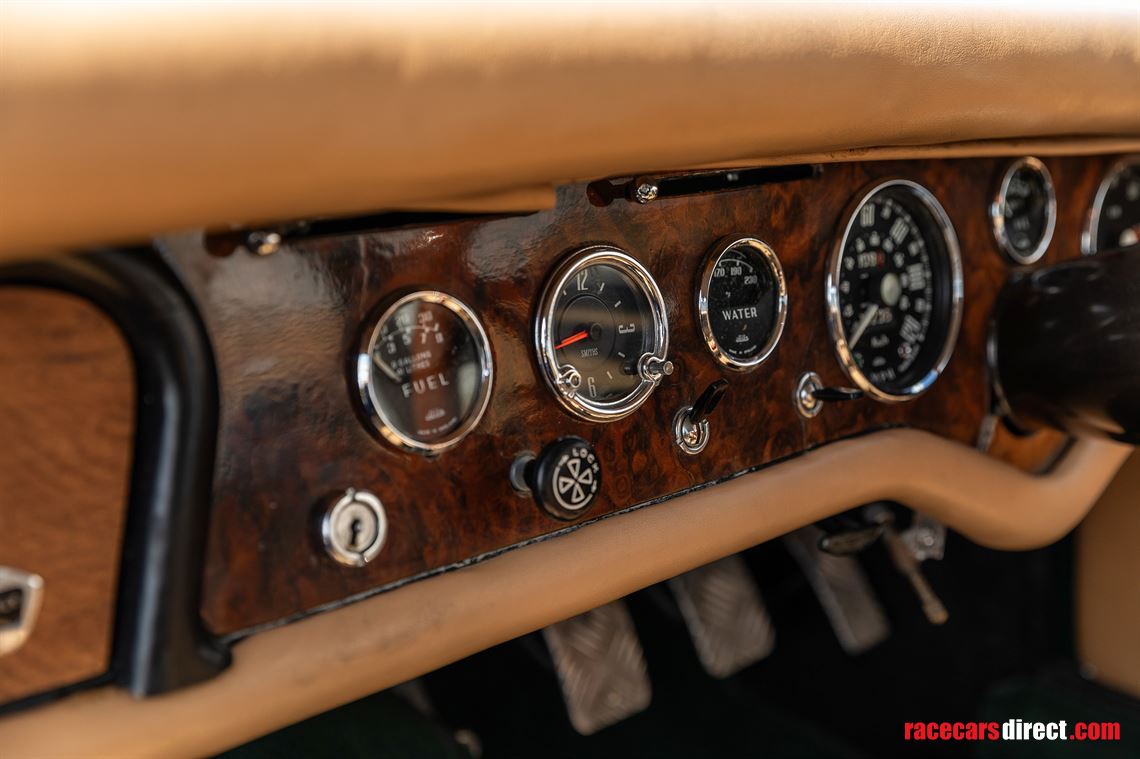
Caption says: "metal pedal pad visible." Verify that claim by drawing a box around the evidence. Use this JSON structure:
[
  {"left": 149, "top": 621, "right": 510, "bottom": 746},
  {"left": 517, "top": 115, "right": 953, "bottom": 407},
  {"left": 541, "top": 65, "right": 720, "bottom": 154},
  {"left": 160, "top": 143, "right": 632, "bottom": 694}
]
[
  {"left": 784, "top": 526, "right": 890, "bottom": 654},
  {"left": 668, "top": 555, "right": 775, "bottom": 678},
  {"left": 541, "top": 600, "right": 651, "bottom": 735}
]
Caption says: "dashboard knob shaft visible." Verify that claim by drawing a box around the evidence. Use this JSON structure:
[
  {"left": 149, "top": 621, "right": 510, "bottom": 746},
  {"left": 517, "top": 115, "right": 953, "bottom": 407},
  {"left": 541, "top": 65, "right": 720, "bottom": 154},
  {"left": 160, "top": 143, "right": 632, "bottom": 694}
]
[{"left": 522, "top": 437, "right": 602, "bottom": 520}]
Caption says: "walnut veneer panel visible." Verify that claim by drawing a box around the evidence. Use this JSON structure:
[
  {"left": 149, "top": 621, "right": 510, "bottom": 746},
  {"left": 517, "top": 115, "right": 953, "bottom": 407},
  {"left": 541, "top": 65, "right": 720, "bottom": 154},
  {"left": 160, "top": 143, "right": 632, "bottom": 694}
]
[
  {"left": 0, "top": 289, "right": 134, "bottom": 703},
  {"left": 160, "top": 155, "right": 1113, "bottom": 635}
]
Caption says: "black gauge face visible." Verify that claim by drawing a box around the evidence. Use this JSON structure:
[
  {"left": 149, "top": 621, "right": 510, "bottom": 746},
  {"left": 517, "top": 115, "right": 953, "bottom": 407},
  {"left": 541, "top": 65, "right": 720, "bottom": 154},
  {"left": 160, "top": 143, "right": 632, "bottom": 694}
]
[
  {"left": 1089, "top": 159, "right": 1140, "bottom": 254},
  {"left": 536, "top": 248, "right": 670, "bottom": 421},
  {"left": 830, "top": 182, "right": 961, "bottom": 400},
  {"left": 550, "top": 263, "right": 654, "bottom": 403},
  {"left": 698, "top": 238, "right": 786, "bottom": 369},
  {"left": 993, "top": 158, "right": 1055, "bottom": 263},
  {"left": 360, "top": 292, "right": 492, "bottom": 452}
]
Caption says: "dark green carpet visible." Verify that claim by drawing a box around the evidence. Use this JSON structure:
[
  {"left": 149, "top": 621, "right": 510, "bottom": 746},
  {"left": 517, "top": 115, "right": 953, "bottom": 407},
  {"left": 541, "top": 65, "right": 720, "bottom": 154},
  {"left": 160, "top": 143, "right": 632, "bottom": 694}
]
[{"left": 976, "top": 669, "right": 1140, "bottom": 758}]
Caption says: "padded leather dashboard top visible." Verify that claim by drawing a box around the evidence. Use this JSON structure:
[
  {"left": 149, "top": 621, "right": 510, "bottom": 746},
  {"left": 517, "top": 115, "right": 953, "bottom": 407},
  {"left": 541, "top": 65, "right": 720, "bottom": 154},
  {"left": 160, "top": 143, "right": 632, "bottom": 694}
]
[{"left": 1, "top": 2, "right": 1139, "bottom": 255}]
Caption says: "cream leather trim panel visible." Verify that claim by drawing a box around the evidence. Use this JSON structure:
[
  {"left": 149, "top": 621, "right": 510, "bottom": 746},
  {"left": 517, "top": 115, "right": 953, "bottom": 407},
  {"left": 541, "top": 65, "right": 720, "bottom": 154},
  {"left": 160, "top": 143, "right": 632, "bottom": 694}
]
[
  {"left": 2, "top": 2, "right": 1140, "bottom": 256},
  {"left": 0, "top": 430, "right": 1129, "bottom": 758},
  {"left": 1077, "top": 451, "right": 1140, "bottom": 700}
]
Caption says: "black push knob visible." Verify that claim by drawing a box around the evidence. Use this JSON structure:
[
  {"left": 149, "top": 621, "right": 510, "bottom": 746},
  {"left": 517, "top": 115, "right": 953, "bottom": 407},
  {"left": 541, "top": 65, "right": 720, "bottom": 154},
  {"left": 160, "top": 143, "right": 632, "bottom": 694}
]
[
  {"left": 522, "top": 437, "right": 602, "bottom": 520},
  {"left": 991, "top": 246, "right": 1140, "bottom": 442}
]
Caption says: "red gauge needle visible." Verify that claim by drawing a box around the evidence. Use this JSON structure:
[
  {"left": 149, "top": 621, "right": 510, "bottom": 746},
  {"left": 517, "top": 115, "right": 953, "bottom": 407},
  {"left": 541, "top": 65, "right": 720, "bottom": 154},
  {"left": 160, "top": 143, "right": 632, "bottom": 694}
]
[{"left": 554, "top": 330, "right": 590, "bottom": 350}]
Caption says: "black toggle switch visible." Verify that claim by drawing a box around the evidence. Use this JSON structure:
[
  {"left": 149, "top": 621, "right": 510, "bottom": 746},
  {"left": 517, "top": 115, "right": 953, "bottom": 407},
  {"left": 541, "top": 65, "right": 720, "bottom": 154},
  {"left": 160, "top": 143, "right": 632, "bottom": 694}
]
[
  {"left": 675, "top": 379, "right": 729, "bottom": 455},
  {"left": 516, "top": 437, "right": 602, "bottom": 521},
  {"left": 688, "top": 379, "right": 729, "bottom": 426},
  {"left": 811, "top": 386, "right": 864, "bottom": 402},
  {"left": 795, "top": 372, "right": 864, "bottom": 418}
]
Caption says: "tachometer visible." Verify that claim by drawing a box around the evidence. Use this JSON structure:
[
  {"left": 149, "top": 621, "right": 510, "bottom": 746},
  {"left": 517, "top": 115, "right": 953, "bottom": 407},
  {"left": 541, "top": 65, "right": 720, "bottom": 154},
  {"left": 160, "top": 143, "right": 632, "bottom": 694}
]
[
  {"left": 696, "top": 236, "right": 788, "bottom": 370},
  {"left": 826, "top": 180, "right": 964, "bottom": 402},
  {"left": 356, "top": 291, "right": 493, "bottom": 454},
  {"left": 1084, "top": 156, "right": 1140, "bottom": 255},
  {"left": 535, "top": 246, "right": 671, "bottom": 421}
]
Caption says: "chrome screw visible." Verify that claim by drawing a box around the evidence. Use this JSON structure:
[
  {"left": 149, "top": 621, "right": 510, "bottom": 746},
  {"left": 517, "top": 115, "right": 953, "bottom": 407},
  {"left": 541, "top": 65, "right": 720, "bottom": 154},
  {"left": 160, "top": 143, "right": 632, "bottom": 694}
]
[
  {"left": 634, "top": 181, "right": 659, "bottom": 204},
  {"left": 247, "top": 231, "right": 282, "bottom": 256}
]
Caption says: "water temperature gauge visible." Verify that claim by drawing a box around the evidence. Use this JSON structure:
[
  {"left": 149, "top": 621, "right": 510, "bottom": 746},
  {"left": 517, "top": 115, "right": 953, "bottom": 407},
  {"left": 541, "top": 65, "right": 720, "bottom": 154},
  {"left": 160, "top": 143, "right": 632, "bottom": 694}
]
[
  {"left": 356, "top": 291, "right": 493, "bottom": 454},
  {"left": 696, "top": 236, "right": 788, "bottom": 370}
]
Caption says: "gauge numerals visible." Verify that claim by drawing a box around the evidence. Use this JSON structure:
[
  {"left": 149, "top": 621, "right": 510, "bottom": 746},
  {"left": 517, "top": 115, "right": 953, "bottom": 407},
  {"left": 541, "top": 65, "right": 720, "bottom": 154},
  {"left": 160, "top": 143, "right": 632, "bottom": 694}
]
[
  {"left": 828, "top": 180, "right": 963, "bottom": 402},
  {"left": 697, "top": 237, "right": 787, "bottom": 371},
  {"left": 356, "top": 291, "right": 493, "bottom": 454},
  {"left": 837, "top": 203, "right": 935, "bottom": 387},
  {"left": 536, "top": 247, "right": 671, "bottom": 422},
  {"left": 552, "top": 264, "right": 650, "bottom": 404}
]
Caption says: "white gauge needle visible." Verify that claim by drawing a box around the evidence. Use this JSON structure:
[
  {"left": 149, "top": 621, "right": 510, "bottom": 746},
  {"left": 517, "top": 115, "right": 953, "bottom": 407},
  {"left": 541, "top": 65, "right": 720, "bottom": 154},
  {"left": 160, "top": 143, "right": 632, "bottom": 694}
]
[
  {"left": 371, "top": 354, "right": 402, "bottom": 383},
  {"left": 848, "top": 304, "right": 879, "bottom": 349}
]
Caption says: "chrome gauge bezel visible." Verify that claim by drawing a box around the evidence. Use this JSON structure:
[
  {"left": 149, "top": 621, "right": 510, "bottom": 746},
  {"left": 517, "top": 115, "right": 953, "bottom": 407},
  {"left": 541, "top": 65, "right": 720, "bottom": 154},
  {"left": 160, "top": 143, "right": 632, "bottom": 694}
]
[
  {"left": 535, "top": 246, "right": 670, "bottom": 422},
  {"left": 990, "top": 156, "right": 1056, "bottom": 265},
  {"left": 825, "top": 179, "right": 965, "bottom": 403},
  {"left": 356, "top": 290, "right": 494, "bottom": 455},
  {"left": 696, "top": 236, "right": 788, "bottom": 371},
  {"left": 1082, "top": 154, "right": 1140, "bottom": 256}
]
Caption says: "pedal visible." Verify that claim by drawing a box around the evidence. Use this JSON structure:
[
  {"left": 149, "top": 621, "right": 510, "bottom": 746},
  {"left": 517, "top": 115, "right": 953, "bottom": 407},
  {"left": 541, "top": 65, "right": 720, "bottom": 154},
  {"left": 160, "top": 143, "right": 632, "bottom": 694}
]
[
  {"left": 541, "top": 600, "right": 651, "bottom": 735},
  {"left": 784, "top": 526, "right": 890, "bottom": 654},
  {"left": 865, "top": 506, "right": 949, "bottom": 625},
  {"left": 668, "top": 555, "right": 775, "bottom": 678}
]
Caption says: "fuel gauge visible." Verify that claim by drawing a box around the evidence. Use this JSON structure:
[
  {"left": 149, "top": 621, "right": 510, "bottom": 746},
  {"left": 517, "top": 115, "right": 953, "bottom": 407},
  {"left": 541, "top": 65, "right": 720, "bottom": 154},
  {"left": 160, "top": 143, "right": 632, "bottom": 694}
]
[{"left": 356, "top": 291, "right": 493, "bottom": 454}]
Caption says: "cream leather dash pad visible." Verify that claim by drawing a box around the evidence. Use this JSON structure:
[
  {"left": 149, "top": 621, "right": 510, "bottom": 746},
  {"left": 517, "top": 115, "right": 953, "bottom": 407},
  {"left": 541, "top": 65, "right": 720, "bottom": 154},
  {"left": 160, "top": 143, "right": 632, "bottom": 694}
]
[
  {"left": 0, "top": 430, "right": 1128, "bottom": 759},
  {"left": 1, "top": 2, "right": 1139, "bottom": 256}
]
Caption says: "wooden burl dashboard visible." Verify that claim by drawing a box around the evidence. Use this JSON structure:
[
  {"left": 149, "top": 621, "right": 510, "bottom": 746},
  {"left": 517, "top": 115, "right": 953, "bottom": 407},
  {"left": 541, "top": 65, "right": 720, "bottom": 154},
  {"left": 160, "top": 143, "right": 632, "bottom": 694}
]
[{"left": 149, "top": 155, "right": 1103, "bottom": 637}]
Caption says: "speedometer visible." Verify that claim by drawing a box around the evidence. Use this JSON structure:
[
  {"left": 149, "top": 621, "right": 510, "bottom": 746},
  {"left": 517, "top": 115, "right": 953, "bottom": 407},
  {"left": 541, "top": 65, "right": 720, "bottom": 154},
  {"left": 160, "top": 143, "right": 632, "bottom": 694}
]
[
  {"left": 826, "top": 180, "right": 964, "bottom": 402},
  {"left": 356, "top": 291, "right": 493, "bottom": 454},
  {"left": 535, "top": 246, "right": 671, "bottom": 421}
]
